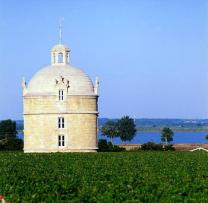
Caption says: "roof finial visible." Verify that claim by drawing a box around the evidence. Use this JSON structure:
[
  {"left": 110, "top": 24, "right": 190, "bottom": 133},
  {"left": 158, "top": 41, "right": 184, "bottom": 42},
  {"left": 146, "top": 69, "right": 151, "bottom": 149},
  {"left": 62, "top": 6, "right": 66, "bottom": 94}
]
[{"left": 59, "top": 18, "right": 64, "bottom": 44}]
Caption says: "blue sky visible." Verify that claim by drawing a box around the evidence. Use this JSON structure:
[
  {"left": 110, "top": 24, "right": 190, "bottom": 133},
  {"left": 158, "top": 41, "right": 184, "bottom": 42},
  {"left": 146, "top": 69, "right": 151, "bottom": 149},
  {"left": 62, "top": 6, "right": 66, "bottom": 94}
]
[{"left": 0, "top": 0, "right": 208, "bottom": 119}]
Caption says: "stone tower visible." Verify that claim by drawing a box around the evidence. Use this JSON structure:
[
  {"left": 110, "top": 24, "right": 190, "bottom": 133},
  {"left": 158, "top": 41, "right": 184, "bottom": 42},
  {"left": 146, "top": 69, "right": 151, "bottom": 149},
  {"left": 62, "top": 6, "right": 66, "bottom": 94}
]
[{"left": 22, "top": 43, "right": 99, "bottom": 152}]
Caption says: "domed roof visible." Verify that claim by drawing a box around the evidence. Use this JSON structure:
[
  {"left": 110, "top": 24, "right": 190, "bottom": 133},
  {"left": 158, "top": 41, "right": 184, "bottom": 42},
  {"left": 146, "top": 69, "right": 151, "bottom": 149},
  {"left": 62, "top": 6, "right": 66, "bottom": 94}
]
[{"left": 27, "top": 64, "right": 95, "bottom": 95}]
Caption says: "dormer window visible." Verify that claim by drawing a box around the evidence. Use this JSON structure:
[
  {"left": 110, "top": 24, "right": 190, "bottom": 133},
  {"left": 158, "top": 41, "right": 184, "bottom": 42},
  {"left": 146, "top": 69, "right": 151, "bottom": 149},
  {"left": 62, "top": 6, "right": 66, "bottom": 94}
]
[
  {"left": 59, "top": 90, "right": 64, "bottom": 100},
  {"left": 58, "top": 52, "right": 63, "bottom": 63}
]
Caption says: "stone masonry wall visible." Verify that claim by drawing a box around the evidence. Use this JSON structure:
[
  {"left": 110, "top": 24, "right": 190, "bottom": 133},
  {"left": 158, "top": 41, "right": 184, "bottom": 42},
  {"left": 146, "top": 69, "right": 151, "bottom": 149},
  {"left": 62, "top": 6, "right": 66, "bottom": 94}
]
[{"left": 24, "top": 95, "right": 98, "bottom": 152}]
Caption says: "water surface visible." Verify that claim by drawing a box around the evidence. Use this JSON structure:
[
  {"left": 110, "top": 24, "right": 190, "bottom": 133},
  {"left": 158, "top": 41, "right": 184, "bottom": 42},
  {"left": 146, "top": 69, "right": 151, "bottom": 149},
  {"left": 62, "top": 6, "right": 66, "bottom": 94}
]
[{"left": 99, "top": 132, "right": 208, "bottom": 144}]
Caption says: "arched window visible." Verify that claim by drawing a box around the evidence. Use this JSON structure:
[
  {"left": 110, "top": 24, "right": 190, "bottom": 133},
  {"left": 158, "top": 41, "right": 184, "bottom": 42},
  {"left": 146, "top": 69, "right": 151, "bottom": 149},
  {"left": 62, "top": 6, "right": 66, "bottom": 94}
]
[{"left": 58, "top": 52, "right": 63, "bottom": 63}]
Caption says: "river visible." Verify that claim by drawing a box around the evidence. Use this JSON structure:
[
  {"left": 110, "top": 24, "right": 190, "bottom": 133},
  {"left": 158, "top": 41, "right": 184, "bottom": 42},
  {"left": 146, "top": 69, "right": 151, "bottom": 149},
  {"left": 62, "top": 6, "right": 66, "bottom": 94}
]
[
  {"left": 99, "top": 132, "right": 208, "bottom": 144},
  {"left": 17, "top": 132, "right": 208, "bottom": 144}
]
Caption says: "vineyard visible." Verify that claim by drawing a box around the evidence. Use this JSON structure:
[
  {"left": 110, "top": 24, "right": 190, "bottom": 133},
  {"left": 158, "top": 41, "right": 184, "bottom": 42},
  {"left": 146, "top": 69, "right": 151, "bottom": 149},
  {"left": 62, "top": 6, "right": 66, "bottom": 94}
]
[{"left": 0, "top": 152, "right": 208, "bottom": 202}]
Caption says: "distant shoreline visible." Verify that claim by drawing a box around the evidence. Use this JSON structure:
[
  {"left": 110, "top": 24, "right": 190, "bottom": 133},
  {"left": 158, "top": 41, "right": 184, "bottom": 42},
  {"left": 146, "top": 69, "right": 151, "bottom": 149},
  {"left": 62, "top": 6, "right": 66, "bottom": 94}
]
[{"left": 136, "top": 128, "right": 208, "bottom": 133}]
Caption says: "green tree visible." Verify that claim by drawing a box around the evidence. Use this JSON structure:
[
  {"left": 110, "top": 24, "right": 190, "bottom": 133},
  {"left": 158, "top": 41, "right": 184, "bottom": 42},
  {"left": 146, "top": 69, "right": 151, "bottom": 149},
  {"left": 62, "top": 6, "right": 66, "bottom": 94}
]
[
  {"left": 117, "top": 116, "right": 137, "bottom": 143},
  {"left": 101, "top": 121, "right": 118, "bottom": 144},
  {"left": 161, "top": 127, "right": 174, "bottom": 145},
  {"left": 0, "top": 120, "right": 23, "bottom": 151},
  {"left": 0, "top": 119, "right": 17, "bottom": 140}
]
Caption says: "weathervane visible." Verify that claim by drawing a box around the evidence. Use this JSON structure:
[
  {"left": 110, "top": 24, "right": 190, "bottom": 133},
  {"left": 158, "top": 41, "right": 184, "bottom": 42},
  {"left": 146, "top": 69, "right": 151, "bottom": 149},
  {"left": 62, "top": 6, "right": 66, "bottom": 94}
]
[{"left": 59, "top": 18, "right": 64, "bottom": 44}]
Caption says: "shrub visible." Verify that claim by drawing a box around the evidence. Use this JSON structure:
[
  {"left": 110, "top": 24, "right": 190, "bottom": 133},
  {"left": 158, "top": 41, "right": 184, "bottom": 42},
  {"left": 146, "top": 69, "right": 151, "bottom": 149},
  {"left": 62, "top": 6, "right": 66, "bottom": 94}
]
[
  {"left": 141, "top": 142, "right": 163, "bottom": 151},
  {"left": 0, "top": 138, "right": 23, "bottom": 151},
  {"left": 98, "top": 139, "right": 109, "bottom": 152},
  {"left": 164, "top": 144, "right": 175, "bottom": 151},
  {"left": 98, "top": 139, "right": 125, "bottom": 152},
  {"left": 112, "top": 144, "right": 126, "bottom": 152},
  {"left": 141, "top": 142, "right": 175, "bottom": 151}
]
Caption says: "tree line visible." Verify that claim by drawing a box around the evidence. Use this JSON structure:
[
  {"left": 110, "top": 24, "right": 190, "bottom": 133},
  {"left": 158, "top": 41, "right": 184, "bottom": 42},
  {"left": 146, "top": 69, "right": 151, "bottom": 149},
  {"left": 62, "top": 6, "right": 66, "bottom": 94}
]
[{"left": 101, "top": 116, "right": 174, "bottom": 145}]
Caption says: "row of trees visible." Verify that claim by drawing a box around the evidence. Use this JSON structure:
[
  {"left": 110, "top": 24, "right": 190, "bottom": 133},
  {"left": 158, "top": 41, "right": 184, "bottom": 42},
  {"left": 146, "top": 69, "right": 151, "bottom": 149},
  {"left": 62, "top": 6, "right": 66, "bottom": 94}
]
[{"left": 101, "top": 116, "right": 174, "bottom": 145}]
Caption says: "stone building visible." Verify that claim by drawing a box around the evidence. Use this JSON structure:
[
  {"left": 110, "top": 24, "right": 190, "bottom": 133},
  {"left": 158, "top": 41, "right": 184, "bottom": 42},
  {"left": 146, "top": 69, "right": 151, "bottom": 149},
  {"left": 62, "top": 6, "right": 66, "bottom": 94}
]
[{"left": 22, "top": 43, "right": 99, "bottom": 152}]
